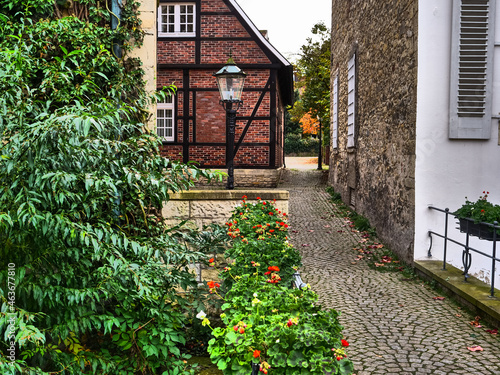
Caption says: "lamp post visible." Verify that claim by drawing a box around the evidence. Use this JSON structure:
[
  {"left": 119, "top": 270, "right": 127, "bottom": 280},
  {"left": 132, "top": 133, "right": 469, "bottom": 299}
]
[
  {"left": 214, "top": 56, "right": 246, "bottom": 189},
  {"left": 317, "top": 116, "right": 322, "bottom": 170}
]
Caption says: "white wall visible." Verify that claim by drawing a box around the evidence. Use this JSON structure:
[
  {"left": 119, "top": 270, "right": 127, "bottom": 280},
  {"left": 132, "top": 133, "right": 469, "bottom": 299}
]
[{"left": 415, "top": 0, "right": 500, "bottom": 287}]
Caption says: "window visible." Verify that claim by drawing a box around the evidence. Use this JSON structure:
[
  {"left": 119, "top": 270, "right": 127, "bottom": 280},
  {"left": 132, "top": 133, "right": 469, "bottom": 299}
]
[
  {"left": 347, "top": 53, "right": 356, "bottom": 148},
  {"left": 332, "top": 74, "right": 339, "bottom": 149},
  {"left": 157, "top": 95, "right": 175, "bottom": 142},
  {"left": 449, "top": 0, "right": 495, "bottom": 139},
  {"left": 158, "top": 3, "right": 196, "bottom": 37}
]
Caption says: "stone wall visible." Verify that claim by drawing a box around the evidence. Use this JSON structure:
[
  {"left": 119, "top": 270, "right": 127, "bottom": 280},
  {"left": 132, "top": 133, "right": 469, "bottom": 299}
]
[
  {"left": 162, "top": 190, "right": 289, "bottom": 229},
  {"left": 329, "top": 0, "right": 418, "bottom": 263}
]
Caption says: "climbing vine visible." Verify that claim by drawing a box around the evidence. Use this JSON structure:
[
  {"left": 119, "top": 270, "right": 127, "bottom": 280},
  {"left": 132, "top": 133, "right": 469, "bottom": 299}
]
[{"left": 0, "top": 1, "right": 217, "bottom": 374}]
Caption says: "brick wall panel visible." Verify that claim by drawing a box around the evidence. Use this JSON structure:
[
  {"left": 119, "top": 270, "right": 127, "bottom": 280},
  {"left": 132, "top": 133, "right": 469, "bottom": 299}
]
[
  {"left": 201, "top": 41, "right": 271, "bottom": 65},
  {"left": 158, "top": 41, "right": 195, "bottom": 64},
  {"left": 201, "top": 15, "right": 250, "bottom": 38}
]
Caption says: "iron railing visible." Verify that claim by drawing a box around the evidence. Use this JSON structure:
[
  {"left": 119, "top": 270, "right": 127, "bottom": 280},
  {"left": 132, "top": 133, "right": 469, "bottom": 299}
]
[{"left": 427, "top": 205, "right": 499, "bottom": 298}]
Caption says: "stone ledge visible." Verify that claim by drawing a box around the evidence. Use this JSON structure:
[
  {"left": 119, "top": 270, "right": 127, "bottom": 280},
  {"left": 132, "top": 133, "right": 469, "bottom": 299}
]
[
  {"left": 169, "top": 189, "right": 289, "bottom": 201},
  {"left": 415, "top": 260, "right": 500, "bottom": 327}
]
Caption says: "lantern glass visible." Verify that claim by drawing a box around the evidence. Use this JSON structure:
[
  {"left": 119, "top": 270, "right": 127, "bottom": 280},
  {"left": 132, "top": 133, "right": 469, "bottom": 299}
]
[
  {"left": 216, "top": 74, "right": 245, "bottom": 101},
  {"left": 214, "top": 58, "right": 246, "bottom": 102}
]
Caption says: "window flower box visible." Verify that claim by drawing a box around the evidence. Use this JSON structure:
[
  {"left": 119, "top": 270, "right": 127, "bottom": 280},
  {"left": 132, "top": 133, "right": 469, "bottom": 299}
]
[{"left": 454, "top": 191, "right": 500, "bottom": 241}]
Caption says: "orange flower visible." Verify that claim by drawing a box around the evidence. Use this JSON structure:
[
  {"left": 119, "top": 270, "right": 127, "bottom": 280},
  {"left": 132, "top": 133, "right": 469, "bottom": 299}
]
[
  {"left": 268, "top": 266, "right": 280, "bottom": 272},
  {"left": 253, "top": 349, "right": 261, "bottom": 358}
]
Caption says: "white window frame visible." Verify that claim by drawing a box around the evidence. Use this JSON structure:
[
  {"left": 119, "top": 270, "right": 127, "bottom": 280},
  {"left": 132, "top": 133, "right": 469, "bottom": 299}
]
[
  {"left": 347, "top": 53, "right": 356, "bottom": 148},
  {"left": 158, "top": 3, "right": 196, "bottom": 37},
  {"left": 332, "top": 73, "right": 339, "bottom": 149},
  {"left": 157, "top": 95, "right": 175, "bottom": 142}
]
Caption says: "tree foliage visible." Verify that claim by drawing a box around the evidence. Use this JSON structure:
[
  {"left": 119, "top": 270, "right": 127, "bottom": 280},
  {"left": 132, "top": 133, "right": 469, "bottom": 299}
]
[
  {"left": 0, "top": 1, "right": 218, "bottom": 374},
  {"left": 290, "top": 22, "right": 331, "bottom": 144}
]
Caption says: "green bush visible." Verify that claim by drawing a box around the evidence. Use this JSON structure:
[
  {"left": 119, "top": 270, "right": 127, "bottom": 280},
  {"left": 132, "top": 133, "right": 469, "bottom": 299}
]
[
  {"left": 284, "top": 134, "right": 319, "bottom": 156},
  {"left": 0, "top": 2, "right": 221, "bottom": 374}
]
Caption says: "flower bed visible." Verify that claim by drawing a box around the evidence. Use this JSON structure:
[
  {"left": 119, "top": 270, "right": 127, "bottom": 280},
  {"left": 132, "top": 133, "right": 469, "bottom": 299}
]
[{"left": 201, "top": 197, "right": 354, "bottom": 375}]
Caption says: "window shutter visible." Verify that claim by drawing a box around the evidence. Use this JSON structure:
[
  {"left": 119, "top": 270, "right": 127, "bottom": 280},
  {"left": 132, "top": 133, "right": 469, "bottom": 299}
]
[
  {"left": 332, "top": 74, "right": 339, "bottom": 149},
  {"left": 449, "top": 0, "right": 495, "bottom": 139},
  {"left": 347, "top": 54, "right": 356, "bottom": 148}
]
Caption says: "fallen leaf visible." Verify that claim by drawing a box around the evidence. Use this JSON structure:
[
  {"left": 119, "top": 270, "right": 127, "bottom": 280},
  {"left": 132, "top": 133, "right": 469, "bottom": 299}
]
[
  {"left": 292, "top": 230, "right": 298, "bottom": 233},
  {"left": 308, "top": 230, "right": 314, "bottom": 232},
  {"left": 374, "top": 263, "right": 385, "bottom": 267},
  {"left": 337, "top": 230, "right": 344, "bottom": 233},
  {"left": 433, "top": 297, "right": 445, "bottom": 300},
  {"left": 351, "top": 262, "right": 357, "bottom": 265},
  {"left": 301, "top": 244, "right": 310, "bottom": 247},
  {"left": 470, "top": 316, "right": 482, "bottom": 327},
  {"left": 456, "top": 314, "right": 462, "bottom": 318},
  {"left": 467, "top": 345, "right": 483, "bottom": 352},
  {"left": 324, "top": 225, "right": 331, "bottom": 228},
  {"left": 486, "top": 329, "right": 498, "bottom": 335}
]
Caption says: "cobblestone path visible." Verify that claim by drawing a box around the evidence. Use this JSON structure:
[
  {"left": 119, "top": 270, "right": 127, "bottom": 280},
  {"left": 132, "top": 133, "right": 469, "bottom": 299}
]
[{"left": 279, "top": 169, "right": 500, "bottom": 375}]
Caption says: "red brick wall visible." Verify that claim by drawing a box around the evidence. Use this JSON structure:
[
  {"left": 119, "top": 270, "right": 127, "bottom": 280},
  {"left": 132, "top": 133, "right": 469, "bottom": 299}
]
[
  {"left": 201, "top": 0, "right": 229, "bottom": 12},
  {"left": 158, "top": 41, "right": 195, "bottom": 64}
]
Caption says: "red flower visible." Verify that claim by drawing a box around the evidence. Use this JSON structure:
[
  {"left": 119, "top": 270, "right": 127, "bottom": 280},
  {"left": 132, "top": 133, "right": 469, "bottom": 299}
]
[
  {"left": 207, "top": 281, "right": 220, "bottom": 289},
  {"left": 268, "top": 266, "right": 280, "bottom": 272},
  {"left": 242, "top": 195, "right": 247, "bottom": 199},
  {"left": 341, "top": 339, "right": 349, "bottom": 347},
  {"left": 239, "top": 327, "right": 245, "bottom": 334},
  {"left": 287, "top": 319, "right": 293, "bottom": 327},
  {"left": 209, "top": 258, "right": 214, "bottom": 263},
  {"left": 269, "top": 212, "right": 274, "bottom": 216},
  {"left": 257, "top": 197, "right": 261, "bottom": 200},
  {"left": 269, "top": 229, "right": 275, "bottom": 233},
  {"left": 264, "top": 271, "right": 271, "bottom": 275},
  {"left": 253, "top": 350, "right": 261, "bottom": 358}
]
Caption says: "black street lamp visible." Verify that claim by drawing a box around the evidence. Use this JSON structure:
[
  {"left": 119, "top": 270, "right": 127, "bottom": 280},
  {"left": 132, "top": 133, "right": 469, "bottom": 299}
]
[{"left": 214, "top": 55, "right": 246, "bottom": 189}]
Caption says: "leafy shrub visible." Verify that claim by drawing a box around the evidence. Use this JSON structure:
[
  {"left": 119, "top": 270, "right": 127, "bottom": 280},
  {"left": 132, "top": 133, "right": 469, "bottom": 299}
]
[
  {"left": 284, "top": 134, "right": 319, "bottom": 156},
  {"left": 0, "top": 2, "right": 220, "bottom": 374}
]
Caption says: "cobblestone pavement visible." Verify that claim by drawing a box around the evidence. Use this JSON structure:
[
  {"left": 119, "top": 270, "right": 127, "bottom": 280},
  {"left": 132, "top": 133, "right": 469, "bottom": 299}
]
[{"left": 279, "top": 169, "right": 500, "bottom": 375}]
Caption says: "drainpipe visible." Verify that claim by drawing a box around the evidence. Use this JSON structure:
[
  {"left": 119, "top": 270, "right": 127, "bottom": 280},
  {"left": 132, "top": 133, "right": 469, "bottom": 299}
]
[{"left": 111, "top": 0, "right": 122, "bottom": 58}]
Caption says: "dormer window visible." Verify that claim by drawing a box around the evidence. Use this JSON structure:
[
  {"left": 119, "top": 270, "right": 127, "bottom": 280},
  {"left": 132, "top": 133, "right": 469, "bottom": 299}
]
[{"left": 158, "top": 3, "right": 196, "bottom": 37}]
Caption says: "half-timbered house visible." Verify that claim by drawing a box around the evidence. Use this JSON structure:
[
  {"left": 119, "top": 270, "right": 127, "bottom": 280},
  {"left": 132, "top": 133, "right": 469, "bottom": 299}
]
[{"left": 156, "top": 0, "right": 293, "bottom": 186}]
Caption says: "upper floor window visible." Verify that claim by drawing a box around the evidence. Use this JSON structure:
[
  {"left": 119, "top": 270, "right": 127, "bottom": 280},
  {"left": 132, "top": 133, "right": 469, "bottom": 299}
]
[
  {"left": 332, "top": 73, "right": 339, "bottom": 149},
  {"left": 347, "top": 53, "right": 356, "bottom": 148},
  {"left": 157, "top": 95, "right": 175, "bottom": 142},
  {"left": 158, "top": 3, "right": 196, "bottom": 37}
]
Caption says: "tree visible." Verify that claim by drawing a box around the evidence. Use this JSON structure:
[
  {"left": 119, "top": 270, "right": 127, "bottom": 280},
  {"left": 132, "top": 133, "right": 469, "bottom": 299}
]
[
  {"left": 299, "top": 112, "right": 320, "bottom": 135},
  {"left": 290, "top": 22, "right": 331, "bottom": 144},
  {"left": 0, "top": 1, "right": 218, "bottom": 374}
]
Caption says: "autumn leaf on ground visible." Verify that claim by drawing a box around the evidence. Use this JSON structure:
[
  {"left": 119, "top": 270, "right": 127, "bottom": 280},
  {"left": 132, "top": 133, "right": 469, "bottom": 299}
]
[
  {"left": 374, "top": 263, "right": 385, "bottom": 267},
  {"left": 467, "top": 345, "right": 483, "bottom": 352},
  {"left": 485, "top": 329, "right": 498, "bottom": 335},
  {"left": 432, "top": 297, "right": 445, "bottom": 301},
  {"left": 301, "top": 244, "right": 310, "bottom": 247},
  {"left": 381, "top": 256, "right": 392, "bottom": 263},
  {"left": 456, "top": 314, "right": 462, "bottom": 318},
  {"left": 324, "top": 225, "right": 331, "bottom": 228},
  {"left": 307, "top": 230, "right": 314, "bottom": 232},
  {"left": 470, "top": 316, "right": 482, "bottom": 328}
]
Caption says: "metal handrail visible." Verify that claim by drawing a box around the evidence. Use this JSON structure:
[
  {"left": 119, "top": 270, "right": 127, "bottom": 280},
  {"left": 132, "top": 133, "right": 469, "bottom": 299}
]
[{"left": 427, "top": 205, "right": 499, "bottom": 298}]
